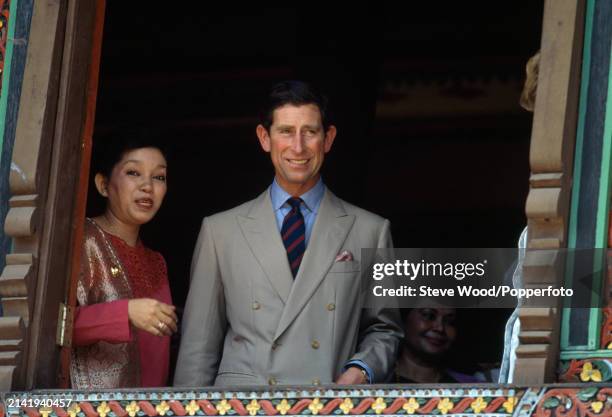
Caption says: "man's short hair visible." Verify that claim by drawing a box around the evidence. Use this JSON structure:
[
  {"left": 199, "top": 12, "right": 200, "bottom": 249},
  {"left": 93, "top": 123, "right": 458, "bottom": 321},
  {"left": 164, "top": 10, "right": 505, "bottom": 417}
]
[{"left": 260, "top": 80, "right": 331, "bottom": 131}]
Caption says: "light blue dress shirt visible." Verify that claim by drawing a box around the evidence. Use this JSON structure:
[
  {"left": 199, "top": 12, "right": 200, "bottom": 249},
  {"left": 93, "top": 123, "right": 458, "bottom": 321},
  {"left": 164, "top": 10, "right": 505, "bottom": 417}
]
[
  {"left": 270, "top": 177, "right": 325, "bottom": 246},
  {"left": 269, "top": 177, "right": 374, "bottom": 383}
]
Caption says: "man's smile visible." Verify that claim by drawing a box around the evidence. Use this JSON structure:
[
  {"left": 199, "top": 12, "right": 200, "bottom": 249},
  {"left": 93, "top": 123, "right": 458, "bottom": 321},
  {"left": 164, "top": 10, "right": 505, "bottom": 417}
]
[
  {"left": 256, "top": 103, "right": 336, "bottom": 195},
  {"left": 286, "top": 158, "right": 310, "bottom": 166}
]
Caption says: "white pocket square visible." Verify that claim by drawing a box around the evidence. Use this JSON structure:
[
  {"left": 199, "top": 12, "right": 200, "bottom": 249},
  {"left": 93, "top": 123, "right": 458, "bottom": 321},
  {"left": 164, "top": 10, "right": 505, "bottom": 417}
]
[{"left": 335, "top": 250, "right": 354, "bottom": 262}]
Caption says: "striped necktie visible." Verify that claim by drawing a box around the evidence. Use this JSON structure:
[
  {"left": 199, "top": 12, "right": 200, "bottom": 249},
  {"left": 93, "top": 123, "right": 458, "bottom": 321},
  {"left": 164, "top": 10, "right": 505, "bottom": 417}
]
[{"left": 281, "top": 197, "right": 306, "bottom": 278}]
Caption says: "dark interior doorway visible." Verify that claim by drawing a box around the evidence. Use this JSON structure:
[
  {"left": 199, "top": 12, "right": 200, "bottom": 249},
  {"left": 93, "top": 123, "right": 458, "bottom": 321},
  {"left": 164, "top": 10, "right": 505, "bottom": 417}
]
[{"left": 88, "top": 2, "right": 544, "bottom": 379}]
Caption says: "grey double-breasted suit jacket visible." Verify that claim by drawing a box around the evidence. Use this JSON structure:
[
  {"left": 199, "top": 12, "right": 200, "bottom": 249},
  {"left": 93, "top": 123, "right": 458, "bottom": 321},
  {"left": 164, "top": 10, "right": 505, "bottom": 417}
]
[{"left": 173, "top": 188, "right": 402, "bottom": 387}]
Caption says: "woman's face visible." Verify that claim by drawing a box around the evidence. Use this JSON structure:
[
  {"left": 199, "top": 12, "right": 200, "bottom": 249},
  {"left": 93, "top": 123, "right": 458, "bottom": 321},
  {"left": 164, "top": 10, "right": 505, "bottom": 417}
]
[
  {"left": 404, "top": 308, "right": 457, "bottom": 358},
  {"left": 99, "top": 147, "right": 167, "bottom": 226}
]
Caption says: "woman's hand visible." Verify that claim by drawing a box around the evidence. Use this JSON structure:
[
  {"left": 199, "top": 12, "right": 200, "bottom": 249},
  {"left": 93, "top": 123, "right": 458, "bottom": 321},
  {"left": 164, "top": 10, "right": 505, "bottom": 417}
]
[{"left": 128, "top": 298, "right": 178, "bottom": 337}]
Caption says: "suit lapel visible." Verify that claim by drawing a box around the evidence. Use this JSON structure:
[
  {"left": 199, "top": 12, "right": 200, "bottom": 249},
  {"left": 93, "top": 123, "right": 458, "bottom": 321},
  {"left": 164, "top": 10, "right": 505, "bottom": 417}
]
[
  {"left": 238, "top": 189, "right": 293, "bottom": 304},
  {"left": 274, "top": 190, "right": 355, "bottom": 340}
]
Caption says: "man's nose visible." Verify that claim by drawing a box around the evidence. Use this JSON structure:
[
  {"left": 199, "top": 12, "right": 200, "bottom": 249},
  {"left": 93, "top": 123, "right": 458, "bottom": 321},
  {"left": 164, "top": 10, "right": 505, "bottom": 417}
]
[{"left": 291, "top": 136, "right": 305, "bottom": 153}]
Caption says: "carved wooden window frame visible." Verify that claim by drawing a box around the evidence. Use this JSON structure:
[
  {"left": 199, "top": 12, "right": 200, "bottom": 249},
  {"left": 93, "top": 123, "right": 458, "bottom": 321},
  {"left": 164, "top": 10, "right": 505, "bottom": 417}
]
[
  {"left": 557, "top": 0, "right": 612, "bottom": 378},
  {"left": 514, "top": 0, "right": 587, "bottom": 384},
  {"left": 0, "top": 0, "right": 104, "bottom": 389},
  {"left": 0, "top": 0, "right": 599, "bottom": 389}
]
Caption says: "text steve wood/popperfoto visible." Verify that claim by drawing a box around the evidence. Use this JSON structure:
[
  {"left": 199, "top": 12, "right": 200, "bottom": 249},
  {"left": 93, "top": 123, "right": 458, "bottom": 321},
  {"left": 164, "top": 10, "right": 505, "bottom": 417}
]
[
  {"left": 372, "top": 284, "right": 574, "bottom": 299},
  {"left": 371, "top": 259, "right": 487, "bottom": 281}
]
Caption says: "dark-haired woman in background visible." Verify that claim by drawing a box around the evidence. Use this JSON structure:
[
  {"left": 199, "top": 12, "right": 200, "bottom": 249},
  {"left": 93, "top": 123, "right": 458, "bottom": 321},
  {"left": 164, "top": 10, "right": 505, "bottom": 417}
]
[
  {"left": 71, "top": 135, "right": 177, "bottom": 388},
  {"left": 395, "top": 308, "right": 480, "bottom": 383}
]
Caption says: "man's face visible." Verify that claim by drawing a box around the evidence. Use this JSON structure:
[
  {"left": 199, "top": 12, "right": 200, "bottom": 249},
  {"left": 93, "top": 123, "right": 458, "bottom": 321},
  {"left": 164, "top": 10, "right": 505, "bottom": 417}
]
[
  {"left": 403, "top": 308, "right": 457, "bottom": 360},
  {"left": 257, "top": 104, "right": 336, "bottom": 195}
]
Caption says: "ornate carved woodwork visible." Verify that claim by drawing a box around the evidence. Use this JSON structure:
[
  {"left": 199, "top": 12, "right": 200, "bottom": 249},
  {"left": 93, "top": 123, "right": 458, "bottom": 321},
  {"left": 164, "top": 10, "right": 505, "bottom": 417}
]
[
  {"left": 515, "top": 0, "right": 586, "bottom": 384},
  {"left": 602, "top": 220, "right": 612, "bottom": 349},
  {"left": 0, "top": 0, "right": 10, "bottom": 91},
  {"left": 0, "top": 386, "right": 610, "bottom": 417},
  {"left": 0, "top": 0, "right": 102, "bottom": 389}
]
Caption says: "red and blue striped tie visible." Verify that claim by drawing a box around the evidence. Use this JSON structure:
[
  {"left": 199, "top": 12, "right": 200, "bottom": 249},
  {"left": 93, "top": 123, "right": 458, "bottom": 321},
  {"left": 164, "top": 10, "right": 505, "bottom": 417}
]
[{"left": 281, "top": 197, "right": 306, "bottom": 278}]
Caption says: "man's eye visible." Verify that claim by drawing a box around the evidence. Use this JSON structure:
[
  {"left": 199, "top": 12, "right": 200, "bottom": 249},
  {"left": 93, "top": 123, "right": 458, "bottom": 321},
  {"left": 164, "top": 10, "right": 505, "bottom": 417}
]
[
  {"left": 154, "top": 175, "right": 166, "bottom": 182},
  {"left": 279, "top": 129, "right": 291, "bottom": 134}
]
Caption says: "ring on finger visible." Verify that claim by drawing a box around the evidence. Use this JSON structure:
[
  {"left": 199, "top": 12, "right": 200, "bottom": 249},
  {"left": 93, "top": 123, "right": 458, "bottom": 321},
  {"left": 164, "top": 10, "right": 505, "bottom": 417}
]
[{"left": 158, "top": 321, "right": 165, "bottom": 331}]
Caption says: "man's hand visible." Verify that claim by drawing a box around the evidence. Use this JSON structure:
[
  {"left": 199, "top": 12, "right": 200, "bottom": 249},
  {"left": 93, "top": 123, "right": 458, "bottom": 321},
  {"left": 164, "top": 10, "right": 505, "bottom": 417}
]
[
  {"left": 128, "top": 298, "right": 178, "bottom": 337},
  {"left": 335, "top": 366, "right": 368, "bottom": 385}
]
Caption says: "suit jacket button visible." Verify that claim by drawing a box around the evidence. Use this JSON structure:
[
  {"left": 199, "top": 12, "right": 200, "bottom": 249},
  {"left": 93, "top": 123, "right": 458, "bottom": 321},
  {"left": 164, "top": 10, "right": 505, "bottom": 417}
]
[
  {"left": 327, "top": 303, "right": 336, "bottom": 311},
  {"left": 252, "top": 302, "right": 261, "bottom": 310},
  {"left": 311, "top": 340, "right": 320, "bottom": 349},
  {"left": 312, "top": 378, "right": 320, "bottom": 385},
  {"left": 272, "top": 341, "right": 279, "bottom": 350},
  {"left": 268, "top": 377, "right": 277, "bottom": 385}
]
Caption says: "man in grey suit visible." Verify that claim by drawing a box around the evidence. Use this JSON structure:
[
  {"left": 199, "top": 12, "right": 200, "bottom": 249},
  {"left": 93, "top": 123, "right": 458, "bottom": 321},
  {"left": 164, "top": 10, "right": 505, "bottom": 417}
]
[{"left": 174, "top": 81, "right": 402, "bottom": 387}]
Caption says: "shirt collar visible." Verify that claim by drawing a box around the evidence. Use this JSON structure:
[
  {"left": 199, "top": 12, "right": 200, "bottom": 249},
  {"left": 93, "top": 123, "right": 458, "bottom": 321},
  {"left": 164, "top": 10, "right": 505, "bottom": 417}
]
[{"left": 270, "top": 177, "right": 325, "bottom": 213}]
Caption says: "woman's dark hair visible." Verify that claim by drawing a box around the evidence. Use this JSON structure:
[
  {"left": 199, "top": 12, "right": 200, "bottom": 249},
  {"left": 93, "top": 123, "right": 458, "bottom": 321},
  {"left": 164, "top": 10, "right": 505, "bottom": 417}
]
[
  {"left": 259, "top": 80, "right": 332, "bottom": 131},
  {"left": 92, "top": 127, "right": 167, "bottom": 179}
]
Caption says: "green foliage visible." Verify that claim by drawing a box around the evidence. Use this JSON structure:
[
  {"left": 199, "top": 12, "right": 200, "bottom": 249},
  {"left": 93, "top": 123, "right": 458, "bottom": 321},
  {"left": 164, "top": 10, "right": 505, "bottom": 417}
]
[
  {"left": 577, "top": 387, "right": 599, "bottom": 402},
  {"left": 542, "top": 397, "right": 560, "bottom": 409}
]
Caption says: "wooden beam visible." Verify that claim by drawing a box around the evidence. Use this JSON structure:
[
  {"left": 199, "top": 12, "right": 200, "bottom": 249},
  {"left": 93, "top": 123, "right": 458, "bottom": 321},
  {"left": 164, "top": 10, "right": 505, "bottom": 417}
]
[
  {"left": 25, "top": 0, "right": 102, "bottom": 388},
  {"left": 58, "top": 0, "right": 106, "bottom": 388},
  {"left": 515, "top": 0, "right": 586, "bottom": 384},
  {"left": 0, "top": 0, "right": 67, "bottom": 390},
  {"left": 0, "top": 0, "right": 104, "bottom": 389}
]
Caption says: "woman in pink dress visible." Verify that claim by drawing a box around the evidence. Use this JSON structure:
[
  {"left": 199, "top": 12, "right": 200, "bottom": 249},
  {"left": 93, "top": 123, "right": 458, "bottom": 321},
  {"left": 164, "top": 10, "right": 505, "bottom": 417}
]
[{"left": 71, "top": 133, "right": 177, "bottom": 388}]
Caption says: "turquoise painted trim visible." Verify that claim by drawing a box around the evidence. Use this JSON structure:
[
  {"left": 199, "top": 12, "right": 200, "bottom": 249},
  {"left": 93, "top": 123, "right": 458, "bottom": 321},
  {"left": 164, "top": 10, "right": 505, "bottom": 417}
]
[
  {"left": 560, "top": 349, "right": 612, "bottom": 360},
  {"left": 0, "top": 0, "right": 19, "bottom": 157},
  {"left": 595, "top": 118, "right": 612, "bottom": 248},
  {"left": 586, "top": 3, "right": 612, "bottom": 352},
  {"left": 595, "top": 38, "right": 612, "bottom": 249},
  {"left": 560, "top": 310, "right": 572, "bottom": 350},
  {"left": 561, "top": 0, "right": 596, "bottom": 351},
  {"left": 594, "top": 0, "right": 612, "bottom": 250},
  {"left": 589, "top": 306, "right": 603, "bottom": 349},
  {"left": 567, "top": 0, "right": 595, "bottom": 250}
]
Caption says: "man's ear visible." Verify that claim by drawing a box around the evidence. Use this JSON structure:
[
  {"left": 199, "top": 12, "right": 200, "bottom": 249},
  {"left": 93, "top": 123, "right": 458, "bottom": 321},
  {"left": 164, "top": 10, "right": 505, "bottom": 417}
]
[
  {"left": 94, "top": 173, "right": 109, "bottom": 197},
  {"left": 256, "top": 124, "right": 271, "bottom": 152},
  {"left": 324, "top": 125, "right": 337, "bottom": 153}
]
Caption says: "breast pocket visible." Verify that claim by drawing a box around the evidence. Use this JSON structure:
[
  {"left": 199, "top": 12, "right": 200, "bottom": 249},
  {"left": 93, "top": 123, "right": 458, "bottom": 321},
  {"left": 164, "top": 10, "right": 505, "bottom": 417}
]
[
  {"left": 326, "top": 260, "right": 363, "bottom": 303},
  {"left": 328, "top": 260, "right": 361, "bottom": 273}
]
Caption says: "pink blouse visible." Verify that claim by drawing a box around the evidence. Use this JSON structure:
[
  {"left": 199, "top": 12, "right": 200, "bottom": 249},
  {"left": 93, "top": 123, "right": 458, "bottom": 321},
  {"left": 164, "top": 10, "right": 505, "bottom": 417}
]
[{"left": 73, "top": 231, "right": 172, "bottom": 387}]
